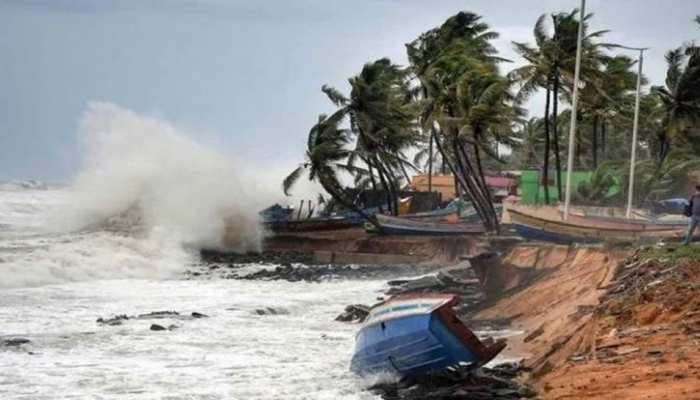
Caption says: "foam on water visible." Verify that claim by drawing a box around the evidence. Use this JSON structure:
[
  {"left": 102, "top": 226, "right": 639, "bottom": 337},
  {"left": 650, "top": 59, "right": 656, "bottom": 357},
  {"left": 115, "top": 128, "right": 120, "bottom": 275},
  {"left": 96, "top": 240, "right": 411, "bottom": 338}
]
[{"left": 0, "top": 278, "right": 384, "bottom": 400}]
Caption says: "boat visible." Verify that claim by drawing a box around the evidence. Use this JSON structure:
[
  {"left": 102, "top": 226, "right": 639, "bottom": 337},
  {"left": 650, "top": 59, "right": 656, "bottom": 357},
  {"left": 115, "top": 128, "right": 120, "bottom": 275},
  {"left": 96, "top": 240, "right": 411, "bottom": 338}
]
[
  {"left": 508, "top": 206, "right": 689, "bottom": 244},
  {"left": 350, "top": 294, "right": 506, "bottom": 379},
  {"left": 265, "top": 216, "right": 359, "bottom": 232},
  {"left": 372, "top": 214, "right": 484, "bottom": 236}
]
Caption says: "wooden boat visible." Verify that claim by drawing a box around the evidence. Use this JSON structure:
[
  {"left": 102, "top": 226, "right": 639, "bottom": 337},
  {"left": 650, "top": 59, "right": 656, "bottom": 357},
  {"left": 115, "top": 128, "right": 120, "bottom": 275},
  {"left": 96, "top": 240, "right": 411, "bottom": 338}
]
[
  {"left": 372, "top": 214, "right": 484, "bottom": 236},
  {"left": 509, "top": 207, "right": 689, "bottom": 244},
  {"left": 350, "top": 294, "right": 505, "bottom": 379},
  {"left": 265, "top": 216, "right": 359, "bottom": 233}
]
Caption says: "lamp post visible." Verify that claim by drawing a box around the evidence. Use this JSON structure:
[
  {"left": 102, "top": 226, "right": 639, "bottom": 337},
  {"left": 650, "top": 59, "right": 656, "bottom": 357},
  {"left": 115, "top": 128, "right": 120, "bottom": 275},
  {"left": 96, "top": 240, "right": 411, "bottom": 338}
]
[
  {"left": 612, "top": 46, "right": 649, "bottom": 218},
  {"left": 563, "top": 0, "right": 586, "bottom": 220}
]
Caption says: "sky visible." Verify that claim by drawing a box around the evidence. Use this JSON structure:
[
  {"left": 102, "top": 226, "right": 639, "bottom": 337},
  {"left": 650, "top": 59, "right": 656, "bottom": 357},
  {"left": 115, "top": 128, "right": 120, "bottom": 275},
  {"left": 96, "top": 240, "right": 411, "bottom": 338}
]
[{"left": 1, "top": 0, "right": 698, "bottom": 182}]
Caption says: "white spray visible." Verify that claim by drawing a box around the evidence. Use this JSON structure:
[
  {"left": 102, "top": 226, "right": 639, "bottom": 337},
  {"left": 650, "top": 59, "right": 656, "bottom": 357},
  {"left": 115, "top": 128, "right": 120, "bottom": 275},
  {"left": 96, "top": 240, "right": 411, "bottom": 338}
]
[{"left": 59, "top": 101, "right": 267, "bottom": 252}]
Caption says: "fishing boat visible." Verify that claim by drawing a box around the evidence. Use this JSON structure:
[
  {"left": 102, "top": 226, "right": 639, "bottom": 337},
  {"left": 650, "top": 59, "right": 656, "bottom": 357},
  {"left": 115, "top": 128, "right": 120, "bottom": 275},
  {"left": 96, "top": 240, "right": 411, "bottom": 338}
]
[
  {"left": 265, "top": 216, "right": 359, "bottom": 233},
  {"left": 508, "top": 206, "right": 689, "bottom": 244},
  {"left": 350, "top": 294, "right": 506, "bottom": 379},
  {"left": 372, "top": 214, "right": 484, "bottom": 236}
]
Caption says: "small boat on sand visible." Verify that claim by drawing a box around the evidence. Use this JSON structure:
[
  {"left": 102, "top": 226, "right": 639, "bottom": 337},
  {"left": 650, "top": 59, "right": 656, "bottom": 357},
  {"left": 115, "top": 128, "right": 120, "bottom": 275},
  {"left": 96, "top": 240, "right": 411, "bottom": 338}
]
[
  {"left": 508, "top": 206, "right": 689, "bottom": 243},
  {"left": 350, "top": 294, "right": 505, "bottom": 379},
  {"left": 371, "top": 214, "right": 484, "bottom": 236}
]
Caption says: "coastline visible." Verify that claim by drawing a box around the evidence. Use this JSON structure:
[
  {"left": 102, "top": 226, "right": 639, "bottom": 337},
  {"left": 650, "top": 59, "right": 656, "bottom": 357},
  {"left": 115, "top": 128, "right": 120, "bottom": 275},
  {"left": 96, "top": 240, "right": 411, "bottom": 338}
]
[{"left": 211, "top": 230, "right": 700, "bottom": 399}]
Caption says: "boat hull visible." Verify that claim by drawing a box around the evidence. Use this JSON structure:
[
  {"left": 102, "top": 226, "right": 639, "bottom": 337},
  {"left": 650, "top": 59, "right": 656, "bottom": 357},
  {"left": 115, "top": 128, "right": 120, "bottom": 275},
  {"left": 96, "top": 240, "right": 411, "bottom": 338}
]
[
  {"left": 509, "top": 208, "right": 688, "bottom": 243},
  {"left": 350, "top": 295, "right": 504, "bottom": 379},
  {"left": 373, "top": 214, "right": 484, "bottom": 236},
  {"left": 265, "top": 217, "right": 358, "bottom": 232}
]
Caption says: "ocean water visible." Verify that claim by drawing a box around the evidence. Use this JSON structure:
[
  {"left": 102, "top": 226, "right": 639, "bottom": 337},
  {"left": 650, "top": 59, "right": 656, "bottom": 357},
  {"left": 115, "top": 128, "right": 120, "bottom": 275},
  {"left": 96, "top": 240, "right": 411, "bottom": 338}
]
[{"left": 0, "top": 186, "right": 384, "bottom": 400}]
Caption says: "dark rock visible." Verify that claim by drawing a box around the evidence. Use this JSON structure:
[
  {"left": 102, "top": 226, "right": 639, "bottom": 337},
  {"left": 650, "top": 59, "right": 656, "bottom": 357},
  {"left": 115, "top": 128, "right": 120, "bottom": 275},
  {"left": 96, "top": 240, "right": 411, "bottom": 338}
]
[
  {"left": 150, "top": 324, "right": 167, "bottom": 331},
  {"left": 3, "top": 338, "right": 31, "bottom": 347},
  {"left": 335, "top": 304, "right": 370, "bottom": 323},
  {"left": 97, "top": 315, "right": 129, "bottom": 326},
  {"left": 369, "top": 363, "right": 535, "bottom": 400},
  {"left": 191, "top": 312, "right": 209, "bottom": 319},
  {"left": 254, "top": 307, "right": 289, "bottom": 316}
]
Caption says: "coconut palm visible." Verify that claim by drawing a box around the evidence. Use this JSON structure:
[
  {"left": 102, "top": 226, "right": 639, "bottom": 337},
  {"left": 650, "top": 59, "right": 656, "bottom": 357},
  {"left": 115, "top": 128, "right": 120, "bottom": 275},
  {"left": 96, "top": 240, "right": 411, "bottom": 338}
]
[
  {"left": 282, "top": 113, "right": 379, "bottom": 227},
  {"left": 321, "top": 58, "right": 420, "bottom": 215},
  {"left": 512, "top": 117, "right": 546, "bottom": 168},
  {"left": 651, "top": 47, "right": 700, "bottom": 163},
  {"left": 511, "top": 9, "right": 610, "bottom": 202},
  {"left": 406, "top": 12, "right": 511, "bottom": 231}
]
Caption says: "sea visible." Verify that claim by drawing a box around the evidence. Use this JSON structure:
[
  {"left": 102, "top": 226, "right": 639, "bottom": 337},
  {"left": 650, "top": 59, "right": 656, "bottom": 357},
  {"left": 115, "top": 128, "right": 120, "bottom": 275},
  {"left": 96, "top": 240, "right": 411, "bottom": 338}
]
[{"left": 0, "top": 182, "right": 386, "bottom": 400}]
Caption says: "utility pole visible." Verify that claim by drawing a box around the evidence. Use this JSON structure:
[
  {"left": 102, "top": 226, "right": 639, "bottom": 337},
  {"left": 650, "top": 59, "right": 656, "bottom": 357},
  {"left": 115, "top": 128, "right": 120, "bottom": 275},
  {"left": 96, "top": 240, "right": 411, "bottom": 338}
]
[
  {"left": 563, "top": 0, "right": 586, "bottom": 220},
  {"left": 620, "top": 46, "right": 648, "bottom": 218}
]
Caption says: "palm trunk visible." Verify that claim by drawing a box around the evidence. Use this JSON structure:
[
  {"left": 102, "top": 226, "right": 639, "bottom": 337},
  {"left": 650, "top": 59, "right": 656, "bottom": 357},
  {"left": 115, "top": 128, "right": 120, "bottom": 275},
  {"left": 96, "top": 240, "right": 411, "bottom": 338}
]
[
  {"left": 320, "top": 176, "right": 379, "bottom": 229},
  {"left": 367, "top": 162, "right": 383, "bottom": 214},
  {"left": 375, "top": 160, "right": 394, "bottom": 215},
  {"left": 428, "top": 131, "right": 434, "bottom": 193},
  {"left": 376, "top": 159, "right": 400, "bottom": 216},
  {"left": 399, "top": 161, "right": 411, "bottom": 188},
  {"left": 552, "top": 73, "right": 563, "bottom": 201},
  {"left": 601, "top": 120, "right": 607, "bottom": 160},
  {"left": 471, "top": 137, "right": 499, "bottom": 232},
  {"left": 543, "top": 87, "right": 551, "bottom": 204},
  {"left": 451, "top": 135, "right": 493, "bottom": 230},
  {"left": 592, "top": 115, "right": 599, "bottom": 169}
]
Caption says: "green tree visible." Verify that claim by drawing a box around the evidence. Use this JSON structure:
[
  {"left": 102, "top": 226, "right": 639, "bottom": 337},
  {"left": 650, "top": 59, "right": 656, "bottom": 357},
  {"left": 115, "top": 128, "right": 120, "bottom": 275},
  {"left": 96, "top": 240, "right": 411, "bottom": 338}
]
[
  {"left": 652, "top": 46, "right": 700, "bottom": 163},
  {"left": 321, "top": 58, "right": 420, "bottom": 215},
  {"left": 282, "top": 113, "right": 379, "bottom": 227},
  {"left": 407, "top": 12, "right": 513, "bottom": 232}
]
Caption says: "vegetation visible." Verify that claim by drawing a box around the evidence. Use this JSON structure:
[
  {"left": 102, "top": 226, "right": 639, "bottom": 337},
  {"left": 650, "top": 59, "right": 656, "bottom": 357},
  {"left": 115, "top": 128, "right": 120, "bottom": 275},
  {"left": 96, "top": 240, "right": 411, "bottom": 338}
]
[{"left": 284, "top": 9, "right": 700, "bottom": 227}]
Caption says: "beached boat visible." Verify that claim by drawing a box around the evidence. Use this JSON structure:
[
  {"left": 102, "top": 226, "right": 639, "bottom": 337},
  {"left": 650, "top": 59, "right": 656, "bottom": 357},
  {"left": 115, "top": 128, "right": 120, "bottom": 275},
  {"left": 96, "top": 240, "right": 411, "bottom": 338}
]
[
  {"left": 350, "top": 294, "right": 506, "bottom": 379},
  {"left": 265, "top": 216, "right": 359, "bottom": 232},
  {"left": 508, "top": 206, "right": 689, "bottom": 244},
  {"left": 372, "top": 214, "right": 484, "bottom": 236}
]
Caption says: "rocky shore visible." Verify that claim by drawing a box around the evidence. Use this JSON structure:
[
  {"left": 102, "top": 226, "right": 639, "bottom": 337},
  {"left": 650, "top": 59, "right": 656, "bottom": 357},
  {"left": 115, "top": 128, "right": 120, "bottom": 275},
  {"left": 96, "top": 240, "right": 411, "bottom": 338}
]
[{"left": 194, "top": 240, "right": 700, "bottom": 399}]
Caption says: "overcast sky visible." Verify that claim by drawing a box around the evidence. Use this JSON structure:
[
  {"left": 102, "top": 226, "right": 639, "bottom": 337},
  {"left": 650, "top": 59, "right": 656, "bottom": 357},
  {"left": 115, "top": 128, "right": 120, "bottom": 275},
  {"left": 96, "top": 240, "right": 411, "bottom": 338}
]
[{"left": 1, "top": 0, "right": 698, "bottom": 181}]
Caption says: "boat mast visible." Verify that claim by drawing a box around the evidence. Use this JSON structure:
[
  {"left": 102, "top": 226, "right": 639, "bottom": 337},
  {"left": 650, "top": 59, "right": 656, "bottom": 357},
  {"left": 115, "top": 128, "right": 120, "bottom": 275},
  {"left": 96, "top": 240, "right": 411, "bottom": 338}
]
[{"left": 563, "top": 0, "right": 585, "bottom": 220}]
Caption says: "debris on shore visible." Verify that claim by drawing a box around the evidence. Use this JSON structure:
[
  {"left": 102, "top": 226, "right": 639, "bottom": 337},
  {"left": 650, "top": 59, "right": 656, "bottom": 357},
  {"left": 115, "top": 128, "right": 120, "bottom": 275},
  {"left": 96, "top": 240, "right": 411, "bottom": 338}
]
[
  {"left": 370, "top": 363, "right": 537, "bottom": 400},
  {"left": 532, "top": 245, "right": 700, "bottom": 399},
  {"left": 233, "top": 263, "right": 433, "bottom": 282}
]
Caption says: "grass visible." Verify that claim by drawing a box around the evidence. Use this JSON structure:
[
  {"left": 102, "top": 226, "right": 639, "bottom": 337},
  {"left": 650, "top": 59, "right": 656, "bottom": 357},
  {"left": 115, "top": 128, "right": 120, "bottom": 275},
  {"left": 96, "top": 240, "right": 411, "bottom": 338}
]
[{"left": 637, "top": 243, "right": 700, "bottom": 263}]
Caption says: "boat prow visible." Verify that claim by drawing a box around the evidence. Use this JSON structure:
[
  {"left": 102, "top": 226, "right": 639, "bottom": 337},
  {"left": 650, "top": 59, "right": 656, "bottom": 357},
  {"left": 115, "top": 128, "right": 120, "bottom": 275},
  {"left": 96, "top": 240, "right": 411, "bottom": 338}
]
[{"left": 350, "top": 294, "right": 506, "bottom": 379}]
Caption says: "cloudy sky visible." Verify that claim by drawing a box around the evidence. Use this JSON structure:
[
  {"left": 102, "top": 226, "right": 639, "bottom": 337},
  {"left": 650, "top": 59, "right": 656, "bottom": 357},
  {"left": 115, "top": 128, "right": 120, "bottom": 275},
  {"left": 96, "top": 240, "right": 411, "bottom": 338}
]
[{"left": 1, "top": 0, "right": 698, "bottom": 181}]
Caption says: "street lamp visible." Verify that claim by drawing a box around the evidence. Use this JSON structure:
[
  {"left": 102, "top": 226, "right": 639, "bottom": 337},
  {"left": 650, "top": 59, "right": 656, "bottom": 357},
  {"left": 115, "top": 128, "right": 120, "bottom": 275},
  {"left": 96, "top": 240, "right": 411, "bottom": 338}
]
[
  {"left": 563, "top": 0, "right": 586, "bottom": 220},
  {"left": 611, "top": 45, "right": 649, "bottom": 218}
]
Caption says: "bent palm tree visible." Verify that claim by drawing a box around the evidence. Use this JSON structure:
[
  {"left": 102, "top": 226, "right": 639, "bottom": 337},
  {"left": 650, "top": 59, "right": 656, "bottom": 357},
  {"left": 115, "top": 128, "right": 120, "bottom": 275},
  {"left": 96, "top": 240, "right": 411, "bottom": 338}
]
[
  {"left": 283, "top": 113, "right": 379, "bottom": 228},
  {"left": 652, "top": 47, "right": 700, "bottom": 163}
]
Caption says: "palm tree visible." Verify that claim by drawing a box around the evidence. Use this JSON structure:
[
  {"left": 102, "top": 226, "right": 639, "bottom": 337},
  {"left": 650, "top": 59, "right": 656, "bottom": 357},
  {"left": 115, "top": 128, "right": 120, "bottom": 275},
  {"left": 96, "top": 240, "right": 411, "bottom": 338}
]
[
  {"left": 579, "top": 55, "right": 639, "bottom": 168},
  {"left": 282, "top": 113, "right": 379, "bottom": 227},
  {"left": 651, "top": 46, "right": 700, "bottom": 163},
  {"left": 512, "top": 117, "right": 545, "bottom": 168},
  {"left": 407, "top": 12, "right": 511, "bottom": 232},
  {"left": 511, "top": 9, "right": 609, "bottom": 202},
  {"left": 321, "top": 58, "right": 420, "bottom": 215}
]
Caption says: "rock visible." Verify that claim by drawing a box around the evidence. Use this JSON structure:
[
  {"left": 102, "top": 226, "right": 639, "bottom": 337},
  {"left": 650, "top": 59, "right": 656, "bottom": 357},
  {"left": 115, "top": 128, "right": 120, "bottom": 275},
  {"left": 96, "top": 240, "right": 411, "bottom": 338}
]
[
  {"left": 150, "top": 324, "right": 167, "bottom": 331},
  {"left": 335, "top": 304, "right": 370, "bottom": 323},
  {"left": 255, "top": 307, "right": 289, "bottom": 316},
  {"left": 191, "top": 312, "right": 208, "bottom": 318},
  {"left": 3, "top": 338, "right": 31, "bottom": 347},
  {"left": 97, "top": 315, "right": 129, "bottom": 326}
]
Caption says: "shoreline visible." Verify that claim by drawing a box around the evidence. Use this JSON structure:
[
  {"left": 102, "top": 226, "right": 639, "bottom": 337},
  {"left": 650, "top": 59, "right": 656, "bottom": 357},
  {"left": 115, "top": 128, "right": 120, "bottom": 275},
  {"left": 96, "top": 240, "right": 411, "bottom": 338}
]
[{"left": 208, "top": 229, "right": 700, "bottom": 399}]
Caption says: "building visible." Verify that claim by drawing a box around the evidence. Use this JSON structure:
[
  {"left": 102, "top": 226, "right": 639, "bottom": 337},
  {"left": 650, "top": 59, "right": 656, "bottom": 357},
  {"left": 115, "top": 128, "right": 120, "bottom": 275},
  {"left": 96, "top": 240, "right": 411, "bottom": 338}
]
[{"left": 410, "top": 174, "right": 517, "bottom": 202}]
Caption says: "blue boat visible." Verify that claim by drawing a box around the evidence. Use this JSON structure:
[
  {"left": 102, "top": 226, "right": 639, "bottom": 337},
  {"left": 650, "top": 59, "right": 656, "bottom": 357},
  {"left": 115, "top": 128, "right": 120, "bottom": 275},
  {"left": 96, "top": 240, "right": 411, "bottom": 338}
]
[{"left": 350, "top": 294, "right": 506, "bottom": 379}]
